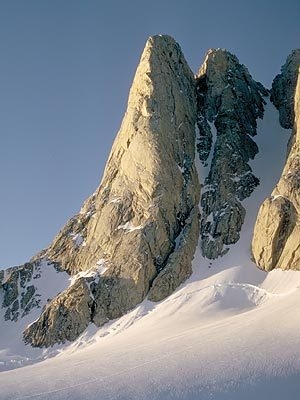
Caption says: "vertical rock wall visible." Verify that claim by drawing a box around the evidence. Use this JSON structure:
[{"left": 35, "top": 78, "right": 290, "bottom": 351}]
[
  {"left": 252, "top": 50, "right": 300, "bottom": 270},
  {"left": 22, "top": 35, "right": 201, "bottom": 347},
  {"left": 196, "top": 49, "right": 268, "bottom": 259}
]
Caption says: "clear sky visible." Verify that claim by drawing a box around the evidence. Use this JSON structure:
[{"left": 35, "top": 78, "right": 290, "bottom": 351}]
[{"left": 1, "top": 0, "right": 299, "bottom": 268}]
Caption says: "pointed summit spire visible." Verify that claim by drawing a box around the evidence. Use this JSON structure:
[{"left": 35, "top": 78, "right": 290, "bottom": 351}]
[{"left": 23, "top": 35, "right": 200, "bottom": 346}]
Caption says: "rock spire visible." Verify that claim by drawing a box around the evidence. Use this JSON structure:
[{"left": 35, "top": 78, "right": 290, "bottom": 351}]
[
  {"left": 252, "top": 50, "right": 300, "bottom": 271},
  {"left": 196, "top": 48, "right": 268, "bottom": 259},
  {"left": 22, "top": 35, "right": 200, "bottom": 346}
]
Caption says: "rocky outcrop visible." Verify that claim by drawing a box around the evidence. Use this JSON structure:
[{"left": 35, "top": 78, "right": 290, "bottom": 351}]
[
  {"left": 252, "top": 50, "right": 300, "bottom": 270},
  {"left": 0, "top": 261, "right": 59, "bottom": 322},
  {"left": 148, "top": 207, "right": 199, "bottom": 302},
  {"left": 270, "top": 50, "right": 300, "bottom": 129},
  {"left": 21, "top": 35, "right": 200, "bottom": 347},
  {"left": 196, "top": 49, "right": 268, "bottom": 259},
  {"left": 252, "top": 196, "right": 297, "bottom": 271},
  {"left": 23, "top": 277, "right": 93, "bottom": 347}
]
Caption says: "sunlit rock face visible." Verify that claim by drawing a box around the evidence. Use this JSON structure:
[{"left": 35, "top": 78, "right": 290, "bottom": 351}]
[
  {"left": 22, "top": 35, "right": 200, "bottom": 347},
  {"left": 195, "top": 49, "right": 268, "bottom": 259},
  {"left": 252, "top": 50, "right": 300, "bottom": 271}
]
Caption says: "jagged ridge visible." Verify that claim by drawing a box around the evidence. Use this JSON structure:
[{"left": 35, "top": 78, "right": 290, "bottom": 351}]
[{"left": 196, "top": 49, "right": 268, "bottom": 259}]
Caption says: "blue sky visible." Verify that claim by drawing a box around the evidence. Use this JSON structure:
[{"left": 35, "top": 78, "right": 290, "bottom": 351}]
[{"left": 1, "top": 0, "right": 299, "bottom": 267}]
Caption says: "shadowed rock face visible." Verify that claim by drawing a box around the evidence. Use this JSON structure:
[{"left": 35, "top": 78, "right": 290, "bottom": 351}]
[
  {"left": 24, "top": 278, "right": 93, "bottom": 346},
  {"left": 270, "top": 50, "right": 300, "bottom": 129},
  {"left": 1, "top": 263, "right": 38, "bottom": 322},
  {"left": 252, "top": 50, "right": 300, "bottom": 271},
  {"left": 196, "top": 49, "right": 268, "bottom": 259},
  {"left": 22, "top": 35, "right": 201, "bottom": 347},
  {"left": 0, "top": 260, "right": 62, "bottom": 323}
]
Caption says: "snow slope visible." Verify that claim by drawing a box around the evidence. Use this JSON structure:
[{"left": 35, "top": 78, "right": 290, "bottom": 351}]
[{"left": 1, "top": 100, "right": 300, "bottom": 399}]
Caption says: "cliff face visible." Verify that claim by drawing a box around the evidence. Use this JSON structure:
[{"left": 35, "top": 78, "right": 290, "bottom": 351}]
[
  {"left": 1, "top": 35, "right": 299, "bottom": 349},
  {"left": 22, "top": 35, "right": 201, "bottom": 346},
  {"left": 252, "top": 50, "right": 300, "bottom": 271},
  {"left": 270, "top": 50, "right": 300, "bottom": 129},
  {"left": 196, "top": 49, "right": 268, "bottom": 259}
]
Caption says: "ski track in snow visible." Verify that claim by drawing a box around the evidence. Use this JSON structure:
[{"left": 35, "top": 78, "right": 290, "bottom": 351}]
[{"left": 1, "top": 99, "right": 300, "bottom": 399}]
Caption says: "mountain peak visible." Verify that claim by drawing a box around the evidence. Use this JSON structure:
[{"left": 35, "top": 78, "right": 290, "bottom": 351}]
[
  {"left": 284, "top": 48, "right": 300, "bottom": 68},
  {"left": 146, "top": 34, "right": 178, "bottom": 46},
  {"left": 0, "top": 36, "right": 299, "bottom": 354},
  {"left": 22, "top": 35, "right": 200, "bottom": 347},
  {"left": 270, "top": 49, "right": 300, "bottom": 129},
  {"left": 195, "top": 47, "right": 268, "bottom": 259},
  {"left": 203, "top": 47, "right": 239, "bottom": 62},
  {"left": 198, "top": 48, "right": 240, "bottom": 78},
  {"left": 141, "top": 34, "right": 177, "bottom": 61},
  {"left": 139, "top": 34, "right": 189, "bottom": 74}
]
